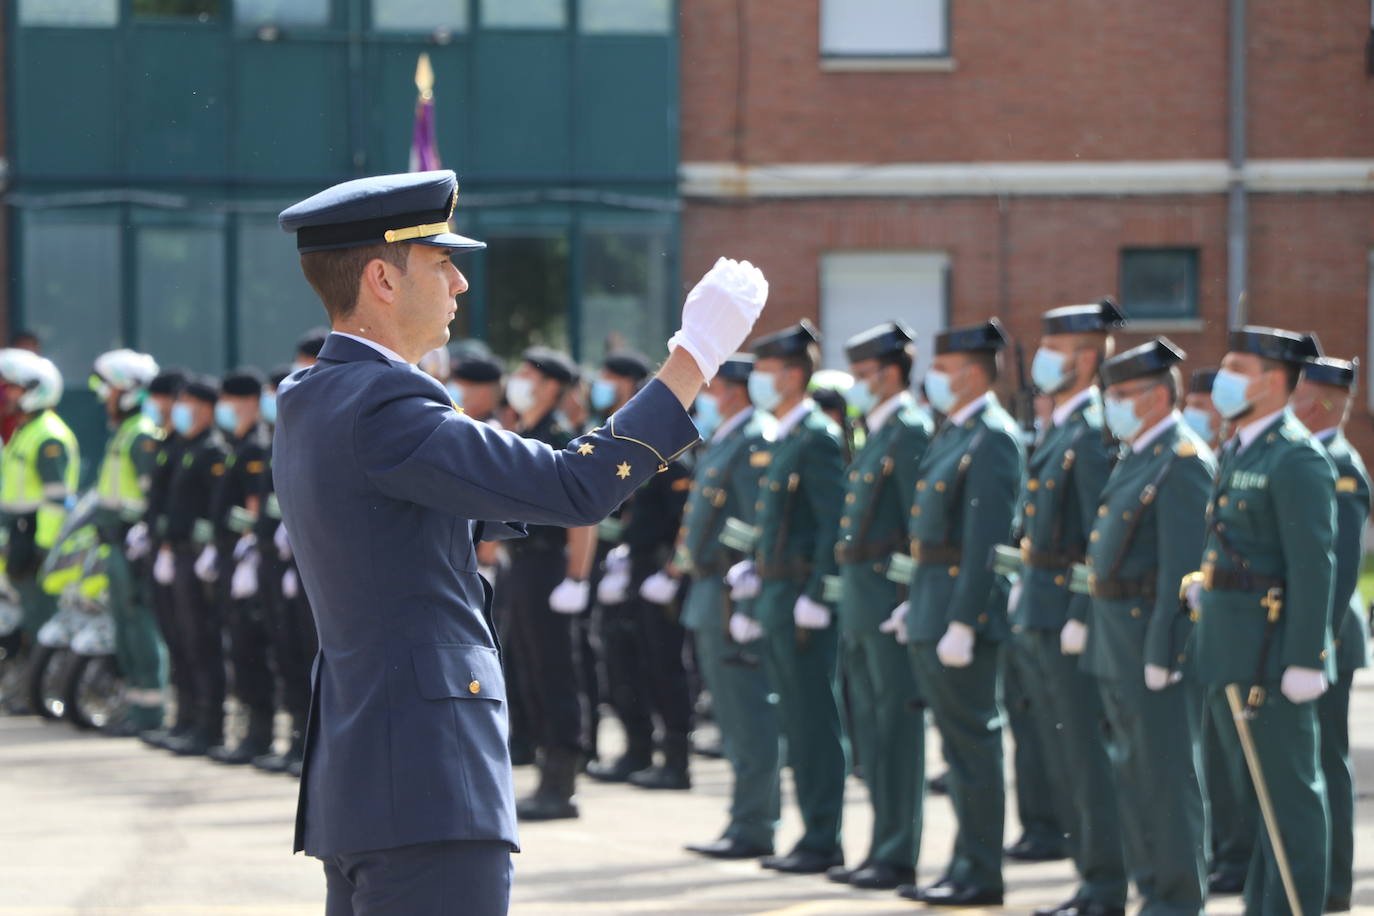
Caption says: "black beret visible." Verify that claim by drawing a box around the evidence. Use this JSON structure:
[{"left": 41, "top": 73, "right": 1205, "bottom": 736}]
[
  {"left": 183, "top": 375, "right": 220, "bottom": 404},
  {"left": 718, "top": 354, "right": 754, "bottom": 383},
  {"left": 269, "top": 366, "right": 292, "bottom": 387},
  {"left": 453, "top": 355, "right": 503, "bottom": 384},
  {"left": 810, "top": 387, "right": 847, "bottom": 414},
  {"left": 602, "top": 350, "right": 652, "bottom": 382},
  {"left": 1099, "top": 336, "right": 1186, "bottom": 388},
  {"left": 221, "top": 367, "right": 265, "bottom": 398},
  {"left": 1302, "top": 356, "right": 1357, "bottom": 389},
  {"left": 521, "top": 347, "right": 578, "bottom": 385},
  {"left": 148, "top": 368, "right": 187, "bottom": 397},
  {"left": 1042, "top": 297, "right": 1126, "bottom": 335},
  {"left": 845, "top": 321, "right": 916, "bottom": 364},
  {"left": 296, "top": 328, "right": 329, "bottom": 358},
  {"left": 934, "top": 319, "right": 1009, "bottom": 355},
  {"left": 1189, "top": 369, "right": 1217, "bottom": 394},
  {"left": 1227, "top": 326, "right": 1321, "bottom": 365},
  {"left": 450, "top": 338, "right": 494, "bottom": 363},
  {"left": 751, "top": 319, "right": 821, "bottom": 359}
]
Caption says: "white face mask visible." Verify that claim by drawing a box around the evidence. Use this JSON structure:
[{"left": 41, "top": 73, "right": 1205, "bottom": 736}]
[{"left": 506, "top": 376, "right": 537, "bottom": 414}]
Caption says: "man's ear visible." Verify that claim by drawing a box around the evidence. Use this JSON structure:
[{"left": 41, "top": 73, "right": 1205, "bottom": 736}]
[{"left": 360, "top": 257, "right": 399, "bottom": 305}]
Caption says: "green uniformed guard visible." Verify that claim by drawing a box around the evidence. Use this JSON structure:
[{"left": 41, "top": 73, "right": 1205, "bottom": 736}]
[
  {"left": 1290, "top": 351, "right": 1369, "bottom": 914},
  {"left": 675, "top": 355, "right": 783, "bottom": 860},
  {"left": 735, "top": 320, "right": 848, "bottom": 874},
  {"left": 1188, "top": 326, "right": 1335, "bottom": 916},
  {"left": 895, "top": 319, "right": 1023, "bottom": 907},
  {"left": 1086, "top": 338, "right": 1214, "bottom": 916},
  {"left": 89, "top": 349, "right": 166, "bottom": 736},
  {"left": 826, "top": 322, "right": 931, "bottom": 891}
]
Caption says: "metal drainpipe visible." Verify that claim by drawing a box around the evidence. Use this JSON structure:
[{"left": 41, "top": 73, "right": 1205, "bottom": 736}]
[{"left": 1227, "top": 0, "right": 1248, "bottom": 328}]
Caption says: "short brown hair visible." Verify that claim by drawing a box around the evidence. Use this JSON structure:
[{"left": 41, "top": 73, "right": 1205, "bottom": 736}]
[{"left": 299, "top": 242, "right": 410, "bottom": 322}]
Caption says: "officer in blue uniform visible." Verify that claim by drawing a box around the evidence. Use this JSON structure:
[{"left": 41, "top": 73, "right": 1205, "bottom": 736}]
[{"left": 274, "top": 170, "right": 767, "bottom": 916}]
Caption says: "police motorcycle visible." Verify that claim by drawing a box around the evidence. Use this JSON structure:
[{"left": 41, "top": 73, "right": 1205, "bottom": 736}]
[{"left": 0, "top": 579, "right": 25, "bottom": 710}]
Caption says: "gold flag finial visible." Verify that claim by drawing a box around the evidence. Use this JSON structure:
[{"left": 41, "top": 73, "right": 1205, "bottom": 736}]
[{"left": 415, "top": 52, "right": 435, "bottom": 100}]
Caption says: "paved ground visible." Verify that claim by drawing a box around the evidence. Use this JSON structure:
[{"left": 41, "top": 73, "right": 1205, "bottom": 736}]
[{"left": 3, "top": 676, "right": 1374, "bottom": 915}]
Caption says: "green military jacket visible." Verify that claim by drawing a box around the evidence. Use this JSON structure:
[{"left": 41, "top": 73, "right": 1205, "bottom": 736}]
[
  {"left": 750, "top": 402, "right": 845, "bottom": 626},
  {"left": 835, "top": 395, "right": 932, "bottom": 635},
  {"left": 1015, "top": 389, "right": 1113, "bottom": 630},
  {"left": 1317, "top": 430, "right": 1371, "bottom": 673},
  {"left": 1082, "top": 417, "right": 1215, "bottom": 682},
  {"left": 906, "top": 394, "right": 1025, "bottom": 643},
  {"left": 1193, "top": 409, "right": 1337, "bottom": 685}
]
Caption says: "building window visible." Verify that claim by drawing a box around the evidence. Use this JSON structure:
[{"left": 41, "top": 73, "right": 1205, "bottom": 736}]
[
  {"left": 236, "top": 216, "right": 323, "bottom": 371},
  {"left": 580, "top": 0, "right": 671, "bottom": 35},
  {"left": 133, "top": 0, "right": 220, "bottom": 19},
  {"left": 136, "top": 223, "right": 227, "bottom": 374},
  {"left": 1120, "top": 248, "right": 1199, "bottom": 321},
  {"left": 579, "top": 221, "right": 672, "bottom": 367},
  {"left": 19, "top": 0, "right": 118, "bottom": 27},
  {"left": 820, "top": 251, "right": 949, "bottom": 375},
  {"left": 235, "top": 0, "right": 331, "bottom": 27},
  {"left": 372, "top": 0, "right": 468, "bottom": 33},
  {"left": 481, "top": 0, "right": 564, "bottom": 29},
  {"left": 820, "top": 0, "right": 948, "bottom": 58},
  {"left": 483, "top": 229, "right": 571, "bottom": 358}
]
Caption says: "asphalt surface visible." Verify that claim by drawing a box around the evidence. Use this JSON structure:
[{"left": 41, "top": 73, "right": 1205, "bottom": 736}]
[{"left": 3, "top": 675, "right": 1373, "bottom": 915}]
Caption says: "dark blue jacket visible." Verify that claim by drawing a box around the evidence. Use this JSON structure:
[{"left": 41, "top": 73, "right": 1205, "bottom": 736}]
[{"left": 274, "top": 334, "right": 698, "bottom": 856}]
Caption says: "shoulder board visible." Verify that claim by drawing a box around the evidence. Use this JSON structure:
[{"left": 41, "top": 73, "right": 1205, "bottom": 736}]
[
  {"left": 1279, "top": 422, "right": 1307, "bottom": 442},
  {"left": 42, "top": 442, "right": 62, "bottom": 458},
  {"left": 245, "top": 460, "right": 266, "bottom": 474},
  {"left": 1337, "top": 476, "right": 1359, "bottom": 493},
  {"left": 1175, "top": 441, "right": 1197, "bottom": 459},
  {"left": 210, "top": 462, "right": 226, "bottom": 477},
  {"left": 750, "top": 451, "right": 772, "bottom": 468}
]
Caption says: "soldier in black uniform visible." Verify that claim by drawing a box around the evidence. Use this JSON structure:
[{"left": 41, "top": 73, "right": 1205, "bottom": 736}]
[{"left": 451, "top": 355, "right": 505, "bottom": 426}]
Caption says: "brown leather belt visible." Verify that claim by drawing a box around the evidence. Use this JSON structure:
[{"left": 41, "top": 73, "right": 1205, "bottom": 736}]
[
  {"left": 909, "top": 539, "right": 961, "bottom": 566},
  {"left": 835, "top": 539, "right": 902, "bottom": 565},
  {"left": 757, "top": 559, "right": 812, "bottom": 581},
  {"left": 1202, "top": 562, "right": 1284, "bottom": 594},
  {"left": 1020, "top": 539, "right": 1081, "bottom": 571},
  {"left": 1089, "top": 575, "right": 1157, "bottom": 601}
]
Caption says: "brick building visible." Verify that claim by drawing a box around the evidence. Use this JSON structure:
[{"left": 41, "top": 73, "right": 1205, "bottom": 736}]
[{"left": 679, "top": 0, "right": 1374, "bottom": 455}]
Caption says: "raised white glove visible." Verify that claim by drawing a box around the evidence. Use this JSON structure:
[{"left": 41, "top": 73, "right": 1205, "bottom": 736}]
[
  {"left": 1060, "top": 619, "right": 1088, "bottom": 656},
  {"left": 878, "top": 601, "right": 909, "bottom": 645},
  {"left": 639, "top": 571, "right": 680, "bottom": 605},
  {"left": 230, "top": 550, "right": 259, "bottom": 600},
  {"left": 596, "top": 568, "right": 631, "bottom": 606},
  {"left": 726, "top": 560, "right": 760, "bottom": 601},
  {"left": 282, "top": 567, "right": 299, "bottom": 599},
  {"left": 233, "top": 533, "right": 257, "bottom": 563},
  {"left": 124, "top": 522, "right": 150, "bottom": 561},
  {"left": 274, "top": 523, "right": 292, "bottom": 561},
  {"left": 152, "top": 548, "right": 176, "bottom": 586},
  {"left": 550, "top": 577, "right": 590, "bottom": 615},
  {"left": 936, "top": 621, "right": 975, "bottom": 668},
  {"left": 667, "top": 257, "right": 769, "bottom": 381},
  {"left": 1144, "top": 664, "right": 1182, "bottom": 691},
  {"left": 793, "top": 595, "right": 832, "bottom": 630},
  {"left": 1007, "top": 580, "right": 1023, "bottom": 615},
  {"left": 194, "top": 545, "right": 219, "bottom": 584},
  {"left": 728, "top": 612, "right": 764, "bottom": 644},
  {"left": 1280, "top": 666, "right": 1328, "bottom": 704}
]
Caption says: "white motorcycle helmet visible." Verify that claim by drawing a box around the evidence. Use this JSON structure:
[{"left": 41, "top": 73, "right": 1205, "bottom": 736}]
[
  {"left": 92, "top": 348, "right": 160, "bottom": 412},
  {"left": 0, "top": 349, "right": 64, "bottom": 413}
]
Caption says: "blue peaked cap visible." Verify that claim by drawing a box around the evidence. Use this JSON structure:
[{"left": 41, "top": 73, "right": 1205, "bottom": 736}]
[{"left": 279, "top": 170, "right": 485, "bottom": 254}]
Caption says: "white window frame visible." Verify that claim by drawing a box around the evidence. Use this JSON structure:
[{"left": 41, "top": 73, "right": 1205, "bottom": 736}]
[
  {"left": 819, "top": 0, "right": 953, "bottom": 71},
  {"left": 819, "top": 250, "right": 949, "bottom": 378}
]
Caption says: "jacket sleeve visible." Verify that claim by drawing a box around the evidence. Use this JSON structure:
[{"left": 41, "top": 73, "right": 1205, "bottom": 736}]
[
  {"left": 358, "top": 371, "right": 699, "bottom": 529},
  {"left": 802, "top": 428, "right": 846, "bottom": 605},
  {"left": 1330, "top": 456, "right": 1371, "bottom": 629},
  {"left": 1066, "top": 429, "right": 1113, "bottom": 623},
  {"left": 949, "top": 427, "right": 1023, "bottom": 628},
  {"left": 1275, "top": 445, "right": 1338, "bottom": 671},
  {"left": 1144, "top": 454, "right": 1212, "bottom": 669}
]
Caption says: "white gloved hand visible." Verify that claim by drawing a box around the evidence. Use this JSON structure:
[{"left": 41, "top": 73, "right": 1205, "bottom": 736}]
[
  {"left": 667, "top": 257, "right": 769, "bottom": 381},
  {"left": 232, "top": 533, "right": 257, "bottom": 563},
  {"left": 194, "top": 545, "right": 219, "bottom": 584},
  {"left": 1007, "top": 580, "right": 1023, "bottom": 615},
  {"left": 1280, "top": 666, "right": 1328, "bottom": 704},
  {"left": 936, "top": 621, "right": 975, "bottom": 668},
  {"left": 550, "top": 577, "right": 590, "bottom": 615},
  {"left": 596, "top": 568, "right": 631, "bottom": 606},
  {"left": 282, "top": 567, "right": 300, "bottom": 599},
  {"left": 1060, "top": 619, "right": 1088, "bottom": 656},
  {"left": 274, "top": 523, "right": 292, "bottom": 562},
  {"left": 124, "top": 522, "right": 150, "bottom": 561},
  {"left": 793, "top": 594, "right": 832, "bottom": 630},
  {"left": 1185, "top": 580, "right": 1203, "bottom": 613},
  {"left": 728, "top": 612, "right": 764, "bottom": 644},
  {"left": 231, "top": 550, "right": 259, "bottom": 600},
  {"left": 639, "top": 571, "right": 680, "bottom": 605},
  {"left": 878, "top": 601, "right": 909, "bottom": 645},
  {"left": 1144, "top": 664, "right": 1182, "bottom": 691},
  {"left": 726, "top": 560, "right": 760, "bottom": 601},
  {"left": 152, "top": 548, "right": 176, "bottom": 586}
]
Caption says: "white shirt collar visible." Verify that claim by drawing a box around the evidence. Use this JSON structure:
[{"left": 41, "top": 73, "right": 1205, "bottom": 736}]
[
  {"left": 1315, "top": 427, "right": 1338, "bottom": 443},
  {"left": 712, "top": 406, "right": 754, "bottom": 443},
  {"left": 332, "top": 331, "right": 410, "bottom": 365},
  {"left": 866, "top": 391, "right": 914, "bottom": 434},
  {"left": 1052, "top": 387, "right": 1096, "bottom": 428},
  {"left": 1236, "top": 408, "right": 1285, "bottom": 453},
  {"left": 1131, "top": 410, "right": 1178, "bottom": 454},
  {"left": 950, "top": 392, "right": 991, "bottom": 427},
  {"left": 775, "top": 398, "right": 814, "bottom": 438}
]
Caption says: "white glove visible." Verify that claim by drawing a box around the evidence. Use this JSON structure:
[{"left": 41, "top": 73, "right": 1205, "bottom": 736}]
[
  {"left": 596, "top": 568, "right": 631, "bottom": 606},
  {"left": 1280, "top": 666, "right": 1328, "bottom": 704},
  {"left": 550, "top": 577, "right": 590, "bottom": 615},
  {"left": 1144, "top": 664, "right": 1182, "bottom": 691},
  {"left": 124, "top": 522, "right": 150, "bottom": 561},
  {"left": 282, "top": 567, "right": 300, "bottom": 599},
  {"left": 230, "top": 550, "right": 259, "bottom": 600},
  {"left": 793, "top": 595, "right": 832, "bottom": 630},
  {"left": 936, "top": 621, "right": 975, "bottom": 668},
  {"left": 639, "top": 571, "right": 680, "bottom": 605},
  {"left": 1185, "top": 580, "right": 1202, "bottom": 613},
  {"left": 232, "top": 533, "right": 257, "bottom": 563},
  {"left": 878, "top": 601, "right": 909, "bottom": 645},
  {"left": 153, "top": 548, "right": 176, "bottom": 586},
  {"left": 667, "top": 257, "right": 769, "bottom": 381},
  {"left": 194, "top": 545, "right": 219, "bottom": 583},
  {"left": 274, "top": 523, "right": 292, "bottom": 561},
  {"left": 1007, "top": 580, "right": 1023, "bottom": 615},
  {"left": 1060, "top": 619, "right": 1088, "bottom": 656},
  {"left": 726, "top": 560, "right": 760, "bottom": 601},
  {"left": 728, "top": 612, "right": 764, "bottom": 644}
]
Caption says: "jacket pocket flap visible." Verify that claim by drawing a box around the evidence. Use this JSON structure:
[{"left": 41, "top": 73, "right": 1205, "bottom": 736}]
[{"left": 413, "top": 643, "right": 505, "bottom": 701}]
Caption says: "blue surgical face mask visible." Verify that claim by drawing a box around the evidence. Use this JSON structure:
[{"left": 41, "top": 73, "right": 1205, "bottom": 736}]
[
  {"left": 171, "top": 402, "right": 195, "bottom": 436},
  {"left": 693, "top": 393, "right": 721, "bottom": 439},
  {"left": 748, "top": 371, "right": 781, "bottom": 413},
  {"left": 260, "top": 392, "right": 278, "bottom": 425},
  {"left": 924, "top": 370, "right": 956, "bottom": 414},
  {"left": 142, "top": 399, "right": 164, "bottom": 426},
  {"left": 1103, "top": 394, "right": 1144, "bottom": 441},
  {"left": 847, "top": 379, "right": 878, "bottom": 415},
  {"left": 1031, "top": 347, "right": 1071, "bottom": 395},
  {"left": 1182, "top": 406, "right": 1214, "bottom": 442},
  {"left": 214, "top": 402, "right": 239, "bottom": 434},
  {"left": 445, "top": 382, "right": 464, "bottom": 408},
  {"left": 1210, "top": 369, "right": 1253, "bottom": 420},
  {"left": 590, "top": 379, "right": 618, "bottom": 412}
]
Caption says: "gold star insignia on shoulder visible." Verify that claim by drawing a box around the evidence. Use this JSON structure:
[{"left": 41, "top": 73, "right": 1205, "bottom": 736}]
[
  {"left": 451, "top": 401, "right": 465, "bottom": 414},
  {"left": 578, "top": 442, "right": 595, "bottom": 456},
  {"left": 616, "top": 461, "right": 632, "bottom": 479}
]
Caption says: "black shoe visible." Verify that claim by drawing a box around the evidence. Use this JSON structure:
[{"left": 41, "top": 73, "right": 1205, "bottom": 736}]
[
  {"left": 1327, "top": 896, "right": 1352, "bottom": 913},
  {"left": 907, "top": 881, "right": 1003, "bottom": 907},
  {"left": 1034, "top": 896, "right": 1086, "bottom": 916},
  {"left": 585, "top": 752, "right": 652, "bottom": 784},
  {"left": 628, "top": 764, "right": 691, "bottom": 791},
  {"left": 850, "top": 862, "right": 915, "bottom": 890},
  {"left": 1207, "top": 871, "right": 1245, "bottom": 895},
  {"left": 1055, "top": 903, "right": 1125, "bottom": 916},
  {"left": 760, "top": 848, "right": 842, "bottom": 874},
  {"left": 140, "top": 727, "right": 181, "bottom": 749},
  {"left": 1005, "top": 834, "right": 1068, "bottom": 862},
  {"left": 166, "top": 731, "right": 214, "bottom": 757},
  {"left": 685, "top": 837, "right": 773, "bottom": 860},
  {"left": 209, "top": 736, "right": 274, "bottom": 765},
  {"left": 516, "top": 792, "right": 579, "bottom": 820},
  {"left": 826, "top": 862, "right": 865, "bottom": 884},
  {"left": 927, "top": 771, "right": 949, "bottom": 795}
]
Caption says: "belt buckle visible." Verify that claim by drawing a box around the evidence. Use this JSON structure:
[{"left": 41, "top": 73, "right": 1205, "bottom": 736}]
[
  {"left": 910, "top": 539, "right": 921, "bottom": 562},
  {"left": 1087, "top": 572, "right": 1098, "bottom": 597},
  {"left": 1201, "top": 561, "right": 1215, "bottom": 591},
  {"left": 1019, "top": 537, "right": 1031, "bottom": 566}
]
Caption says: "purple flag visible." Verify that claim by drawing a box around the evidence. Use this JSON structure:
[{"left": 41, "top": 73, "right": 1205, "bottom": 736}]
[{"left": 409, "top": 53, "right": 441, "bottom": 172}]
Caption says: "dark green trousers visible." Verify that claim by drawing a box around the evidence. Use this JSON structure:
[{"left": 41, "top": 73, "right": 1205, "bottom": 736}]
[
  {"left": 1099, "top": 679, "right": 1206, "bottom": 916},
  {"left": 106, "top": 546, "right": 167, "bottom": 725},
  {"left": 1204, "top": 690, "right": 1256, "bottom": 885},
  {"left": 1015, "top": 628, "right": 1127, "bottom": 907},
  {"left": 1317, "top": 669, "right": 1355, "bottom": 904},
  {"left": 15, "top": 574, "right": 56, "bottom": 642},
  {"left": 758, "top": 581, "right": 846, "bottom": 856},
  {"left": 684, "top": 577, "right": 781, "bottom": 849},
  {"left": 839, "top": 628, "right": 924, "bottom": 868},
  {"left": 1002, "top": 635, "right": 1067, "bottom": 851},
  {"left": 909, "top": 639, "right": 1004, "bottom": 891}
]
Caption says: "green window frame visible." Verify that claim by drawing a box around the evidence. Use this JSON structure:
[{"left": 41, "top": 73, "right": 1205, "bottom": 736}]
[{"left": 1120, "top": 247, "right": 1200, "bottom": 321}]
